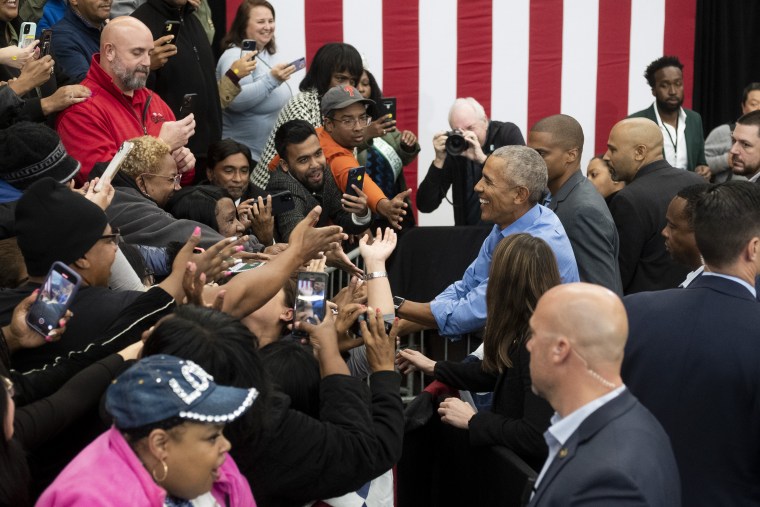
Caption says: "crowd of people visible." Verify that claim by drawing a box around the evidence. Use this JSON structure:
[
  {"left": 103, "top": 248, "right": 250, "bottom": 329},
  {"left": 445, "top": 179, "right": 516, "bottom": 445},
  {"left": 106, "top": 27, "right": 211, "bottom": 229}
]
[{"left": 0, "top": 0, "right": 759, "bottom": 506}]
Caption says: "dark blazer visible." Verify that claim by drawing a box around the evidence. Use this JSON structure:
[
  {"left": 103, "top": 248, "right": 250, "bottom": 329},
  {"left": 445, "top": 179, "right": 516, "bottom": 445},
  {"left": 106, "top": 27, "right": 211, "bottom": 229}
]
[
  {"left": 265, "top": 166, "right": 367, "bottom": 242},
  {"left": 629, "top": 104, "right": 707, "bottom": 172},
  {"left": 528, "top": 390, "right": 680, "bottom": 507},
  {"left": 622, "top": 275, "right": 760, "bottom": 506},
  {"left": 416, "top": 120, "right": 525, "bottom": 225},
  {"left": 549, "top": 170, "right": 622, "bottom": 295},
  {"left": 609, "top": 159, "right": 703, "bottom": 294}
]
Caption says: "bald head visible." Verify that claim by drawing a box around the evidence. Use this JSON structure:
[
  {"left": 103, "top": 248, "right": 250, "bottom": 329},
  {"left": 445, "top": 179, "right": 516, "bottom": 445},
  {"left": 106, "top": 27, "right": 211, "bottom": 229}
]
[
  {"left": 604, "top": 118, "right": 664, "bottom": 183},
  {"left": 101, "top": 16, "right": 153, "bottom": 51},
  {"left": 100, "top": 17, "right": 153, "bottom": 94},
  {"left": 530, "top": 114, "right": 584, "bottom": 152},
  {"left": 537, "top": 283, "right": 628, "bottom": 365}
]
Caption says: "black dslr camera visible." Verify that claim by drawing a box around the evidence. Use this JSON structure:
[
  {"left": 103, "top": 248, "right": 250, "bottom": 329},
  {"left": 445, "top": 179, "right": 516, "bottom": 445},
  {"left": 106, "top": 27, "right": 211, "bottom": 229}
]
[{"left": 445, "top": 130, "right": 468, "bottom": 156}]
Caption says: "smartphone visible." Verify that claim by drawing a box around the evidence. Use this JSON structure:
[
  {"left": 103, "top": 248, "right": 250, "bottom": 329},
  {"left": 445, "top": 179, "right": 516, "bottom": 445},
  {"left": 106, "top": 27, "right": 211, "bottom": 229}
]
[
  {"left": 179, "top": 93, "right": 197, "bottom": 119},
  {"left": 380, "top": 97, "right": 397, "bottom": 121},
  {"left": 163, "top": 20, "right": 181, "bottom": 43},
  {"left": 288, "top": 57, "right": 306, "bottom": 71},
  {"left": 228, "top": 261, "right": 266, "bottom": 274},
  {"left": 26, "top": 262, "right": 82, "bottom": 336},
  {"left": 293, "top": 271, "right": 328, "bottom": 338},
  {"left": 345, "top": 167, "right": 365, "bottom": 197},
  {"left": 270, "top": 190, "right": 295, "bottom": 216},
  {"left": 95, "top": 141, "right": 133, "bottom": 192},
  {"left": 39, "top": 29, "right": 52, "bottom": 57},
  {"left": 240, "top": 39, "right": 256, "bottom": 59},
  {"left": 18, "top": 22, "right": 36, "bottom": 49}
]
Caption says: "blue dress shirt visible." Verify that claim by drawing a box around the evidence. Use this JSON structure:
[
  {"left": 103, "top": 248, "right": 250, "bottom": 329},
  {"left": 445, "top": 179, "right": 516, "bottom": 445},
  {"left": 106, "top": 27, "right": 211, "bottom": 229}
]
[{"left": 430, "top": 204, "right": 579, "bottom": 337}]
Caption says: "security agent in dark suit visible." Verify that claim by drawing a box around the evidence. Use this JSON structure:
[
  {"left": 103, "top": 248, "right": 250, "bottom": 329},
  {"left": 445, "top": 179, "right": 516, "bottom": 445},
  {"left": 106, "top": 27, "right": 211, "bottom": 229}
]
[
  {"left": 623, "top": 181, "right": 760, "bottom": 507},
  {"left": 528, "top": 114, "right": 622, "bottom": 295},
  {"left": 605, "top": 117, "right": 704, "bottom": 294},
  {"left": 729, "top": 109, "right": 760, "bottom": 182},
  {"left": 526, "top": 283, "right": 679, "bottom": 507}
]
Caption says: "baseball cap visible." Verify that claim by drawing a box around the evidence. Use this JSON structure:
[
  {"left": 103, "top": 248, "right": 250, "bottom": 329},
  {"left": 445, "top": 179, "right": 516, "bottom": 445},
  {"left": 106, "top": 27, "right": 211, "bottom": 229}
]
[
  {"left": 106, "top": 355, "right": 258, "bottom": 429},
  {"left": 320, "top": 85, "right": 375, "bottom": 117}
]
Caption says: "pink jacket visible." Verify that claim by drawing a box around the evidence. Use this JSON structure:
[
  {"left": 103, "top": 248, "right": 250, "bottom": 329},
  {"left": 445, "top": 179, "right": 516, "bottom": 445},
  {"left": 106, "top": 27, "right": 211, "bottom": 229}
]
[{"left": 37, "top": 427, "right": 256, "bottom": 506}]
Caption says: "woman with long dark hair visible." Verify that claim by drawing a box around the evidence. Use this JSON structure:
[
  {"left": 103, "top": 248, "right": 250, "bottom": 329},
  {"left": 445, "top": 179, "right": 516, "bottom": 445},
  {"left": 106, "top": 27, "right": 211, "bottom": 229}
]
[{"left": 396, "top": 233, "right": 561, "bottom": 505}]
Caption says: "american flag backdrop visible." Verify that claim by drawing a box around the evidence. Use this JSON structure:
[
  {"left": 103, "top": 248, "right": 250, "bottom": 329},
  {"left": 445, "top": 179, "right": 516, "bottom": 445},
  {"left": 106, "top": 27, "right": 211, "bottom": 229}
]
[{"left": 225, "top": 0, "right": 697, "bottom": 226}]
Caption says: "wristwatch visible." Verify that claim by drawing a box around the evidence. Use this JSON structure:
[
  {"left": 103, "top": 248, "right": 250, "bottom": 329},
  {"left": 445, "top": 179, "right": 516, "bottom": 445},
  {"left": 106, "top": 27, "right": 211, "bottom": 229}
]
[{"left": 393, "top": 296, "right": 405, "bottom": 311}]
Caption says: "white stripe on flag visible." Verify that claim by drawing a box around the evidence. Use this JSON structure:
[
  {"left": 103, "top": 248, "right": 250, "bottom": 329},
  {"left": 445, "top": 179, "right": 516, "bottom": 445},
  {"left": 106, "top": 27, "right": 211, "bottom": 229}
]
[
  {"left": 277, "top": 0, "right": 307, "bottom": 92},
  {"left": 344, "top": 0, "right": 384, "bottom": 86},
  {"left": 561, "top": 0, "right": 599, "bottom": 173},
  {"left": 491, "top": 0, "right": 530, "bottom": 137},
  {"left": 418, "top": 0, "right": 457, "bottom": 226},
  {"left": 627, "top": 0, "right": 666, "bottom": 114}
]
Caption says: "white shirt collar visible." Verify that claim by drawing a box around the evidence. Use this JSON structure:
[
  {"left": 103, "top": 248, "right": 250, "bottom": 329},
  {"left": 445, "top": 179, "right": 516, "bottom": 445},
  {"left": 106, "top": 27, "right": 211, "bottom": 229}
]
[
  {"left": 652, "top": 102, "right": 688, "bottom": 170},
  {"left": 546, "top": 385, "right": 626, "bottom": 446},
  {"left": 701, "top": 271, "right": 756, "bottom": 297}
]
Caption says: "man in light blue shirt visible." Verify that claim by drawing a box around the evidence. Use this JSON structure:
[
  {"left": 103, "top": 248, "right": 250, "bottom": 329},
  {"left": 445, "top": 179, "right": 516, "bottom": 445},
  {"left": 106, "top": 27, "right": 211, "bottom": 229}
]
[
  {"left": 395, "top": 145, "right": 578, "bottom": 338},
  {"left": 526, "top": 283, "right": 679, "bottom": 506}
]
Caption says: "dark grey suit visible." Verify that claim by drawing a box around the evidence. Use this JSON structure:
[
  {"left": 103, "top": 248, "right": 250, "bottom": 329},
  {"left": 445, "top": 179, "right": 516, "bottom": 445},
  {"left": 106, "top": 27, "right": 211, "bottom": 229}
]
[
  {"left": 623, "top": 275, "right": 760, "bottom": 506},
  {"left": 528, "top": 390, "right": 680, "bottom": 507},
  {"left": 548, "top": 171, "right": 622, "bottom": 295}
]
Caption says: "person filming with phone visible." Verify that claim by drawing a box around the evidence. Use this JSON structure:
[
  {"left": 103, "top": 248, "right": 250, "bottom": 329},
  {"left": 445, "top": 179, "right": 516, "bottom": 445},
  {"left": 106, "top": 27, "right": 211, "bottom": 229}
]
[{"left": 417, "top": 97, "right": 525, "bottom": 226}]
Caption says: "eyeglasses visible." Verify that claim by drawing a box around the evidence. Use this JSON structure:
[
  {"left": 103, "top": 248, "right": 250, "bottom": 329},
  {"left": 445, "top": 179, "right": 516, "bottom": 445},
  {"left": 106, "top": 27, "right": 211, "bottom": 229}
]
[
  {"left": 100, "top": 226, "right": 121, "bottom": 245},
  {"left": 328, "top": 115, "right": 371, "bottom": 128},
  {"left": 2, "top": 376, "right": 14, "bottom": 398},
  {"left": 141, "top": 173, "right": 182, "bottom": 187}
]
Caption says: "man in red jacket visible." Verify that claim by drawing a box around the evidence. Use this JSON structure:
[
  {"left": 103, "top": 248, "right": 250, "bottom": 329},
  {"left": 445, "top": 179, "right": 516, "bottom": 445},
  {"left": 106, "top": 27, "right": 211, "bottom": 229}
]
[{"left": 56, "top": 16, "right": 196, "bottom": 185}]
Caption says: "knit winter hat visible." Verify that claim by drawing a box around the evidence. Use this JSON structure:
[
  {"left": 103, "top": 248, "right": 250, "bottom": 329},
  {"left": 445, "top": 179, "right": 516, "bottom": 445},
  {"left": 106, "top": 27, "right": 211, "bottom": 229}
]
[
  {"left": 0, "top": 122, "right": 80, "bottom": 190},
  {"left": 15, "top": 178, "right": 108, "bottom": 276}
]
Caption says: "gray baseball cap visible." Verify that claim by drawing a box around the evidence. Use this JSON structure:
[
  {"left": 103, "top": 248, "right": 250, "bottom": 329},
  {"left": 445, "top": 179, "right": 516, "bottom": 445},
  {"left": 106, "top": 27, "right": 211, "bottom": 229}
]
[{"left": 320, "top": 85, "right": 375, "bottom": 117}]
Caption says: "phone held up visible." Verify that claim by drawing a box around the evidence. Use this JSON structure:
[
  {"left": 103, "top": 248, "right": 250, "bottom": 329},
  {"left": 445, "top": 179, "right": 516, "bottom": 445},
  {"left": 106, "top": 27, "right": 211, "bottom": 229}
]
[
  {"left": 240, "top": 39, "right": 257, "bottom": 59},
  {"left": 18, "top": 22, "right": 36, "bottom": 49},
  {"left": 95, "top": 140, "right": 134, "bottom": 192},
  {"left": 288, "top": 57, "right": 306, "bottom": 71},
  {"left": 26, "top": 262, "right": 82, "bottom": 336},
  {"left": 292, "top": 271, "right": 328, "bottom": 338},
  {"left": 269, "top": 190, "right": 295, "bottom": 216},
  {"left": 379, "top": 97, "right": 397, "bottom": 121},
  {"left": 179, "top": 93, "right": 197, "bottom": 119},
  {"left": 163, "top": 20, "right": 180, "bottom": 43},
  {"left": 345, "top": 167, "right": 365, "bottom": 198},
  {"left": 39, "top": 29, "right": 53, "bottom": 57}
]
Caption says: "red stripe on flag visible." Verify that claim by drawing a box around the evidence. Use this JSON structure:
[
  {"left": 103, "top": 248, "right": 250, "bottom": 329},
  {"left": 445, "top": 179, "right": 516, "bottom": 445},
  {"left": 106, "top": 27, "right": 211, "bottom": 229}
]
[
  {"left": 594, "top": 0, "right": 632, "bottom": 155},
  {"left": 527, "top": 0, "right": 564, "bottom": 129},
  {"left": 304, "top": 0, "right": 343, "bottom": 67},
  {"left": 383, "top": 0, "right": 420, "bottom": 216},
  {"left": 457, "top": 0, "right": 493, "bottom": 116},
  {"left": 226, "top": 0, "right": 242, "bottom": 32},
  {"left": 664, "top": 0, "right": 697, "bottom": 109}
]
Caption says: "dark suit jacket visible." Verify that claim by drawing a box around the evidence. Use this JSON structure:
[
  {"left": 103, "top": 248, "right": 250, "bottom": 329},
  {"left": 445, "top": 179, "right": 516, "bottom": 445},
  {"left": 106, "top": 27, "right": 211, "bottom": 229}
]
[
  {"left": 528, "top": 390, "right": 680, "bottom": 507},
  {"left": 549, "top": 170, "right": 622, "bottom": 295},
  {"left": 622, "top": 275, "right": 760, "bottom": 506},
  {"left": 265, "top": 166, "right": 367, "bottom": 242},
  {"left": 609, "top": 159, "right": 704, "bottom": 294},
  {"left": 629, "top": 104, "right": 707, "bottom": 172}
]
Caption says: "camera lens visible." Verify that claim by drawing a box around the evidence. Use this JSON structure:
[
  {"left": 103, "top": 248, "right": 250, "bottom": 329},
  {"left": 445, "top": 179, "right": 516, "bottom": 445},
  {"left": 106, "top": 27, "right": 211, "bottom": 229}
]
[{"left": 445, "top": 131, "right": 467, "bottom": 156}]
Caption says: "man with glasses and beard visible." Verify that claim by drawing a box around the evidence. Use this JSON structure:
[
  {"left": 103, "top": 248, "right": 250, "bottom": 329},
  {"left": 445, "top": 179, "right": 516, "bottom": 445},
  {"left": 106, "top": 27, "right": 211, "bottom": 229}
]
[
  {"left": 56, "top": 16, "right": 196, "bottom": 185},
  {"left": 629, "top": 56, "right": 710, "bottom": 180}
]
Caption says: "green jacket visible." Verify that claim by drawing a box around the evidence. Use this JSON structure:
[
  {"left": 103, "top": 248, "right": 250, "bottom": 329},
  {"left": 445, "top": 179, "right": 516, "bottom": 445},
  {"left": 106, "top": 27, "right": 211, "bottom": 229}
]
[{"left": 628, "top": 104, "right": 707, "bottom": 172}]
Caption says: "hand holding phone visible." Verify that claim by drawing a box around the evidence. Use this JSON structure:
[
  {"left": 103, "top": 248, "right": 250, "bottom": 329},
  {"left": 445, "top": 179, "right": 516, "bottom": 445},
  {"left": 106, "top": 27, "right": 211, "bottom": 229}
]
[
  {"left": 179, "top": 93, "right": 197, "bottom": 119},
  {"left": 162, "top": 20, "right": 181, "bottom": 42},
  {"left": 344, "top": 167, "right": 366, "bottom": 198},
  {"left": 95, "top": 141, "right": 133, "bottom": 192},
  {"left": 292, "top": 271, "right": 329, "bottom": 338},
  {"left": 26, "top": 262, "right": 82, "bottom": 337},
  {"left": 17, "top": 22, "right": 36, "bottom": 49},
  {"left": 288, "top": 57, "right": 306, "bottom": 71}
]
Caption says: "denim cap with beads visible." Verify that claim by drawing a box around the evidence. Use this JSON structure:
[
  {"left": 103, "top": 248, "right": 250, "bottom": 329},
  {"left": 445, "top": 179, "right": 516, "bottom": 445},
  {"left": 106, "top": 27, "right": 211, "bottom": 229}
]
[{"left": 106, "top": 355, "right": 257, "bottom": 429}]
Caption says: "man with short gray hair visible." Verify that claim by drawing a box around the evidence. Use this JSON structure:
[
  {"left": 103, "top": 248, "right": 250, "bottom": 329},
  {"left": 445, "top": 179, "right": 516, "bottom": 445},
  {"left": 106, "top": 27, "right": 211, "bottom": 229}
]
[
  {"left": 416, "top": 97, "right": 524, "bottom": 225},
  {"left": 396, "top": 145, "right": 578, "bottom": 338}
]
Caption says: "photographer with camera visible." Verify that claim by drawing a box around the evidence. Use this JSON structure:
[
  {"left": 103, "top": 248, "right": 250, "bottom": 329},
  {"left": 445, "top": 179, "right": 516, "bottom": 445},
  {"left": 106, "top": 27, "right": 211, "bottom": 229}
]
[{"left": 417, "top": 97, "right": 524, "bottom": 225}]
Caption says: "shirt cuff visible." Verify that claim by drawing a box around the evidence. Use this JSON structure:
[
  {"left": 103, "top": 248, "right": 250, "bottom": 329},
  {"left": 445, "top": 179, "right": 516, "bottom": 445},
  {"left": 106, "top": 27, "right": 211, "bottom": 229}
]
[
  {"left": 224, "top": 68, "right": 242, "bottom": 86},
  {"left": 351, "top": 207, "right": 372, "bottom": 226}
]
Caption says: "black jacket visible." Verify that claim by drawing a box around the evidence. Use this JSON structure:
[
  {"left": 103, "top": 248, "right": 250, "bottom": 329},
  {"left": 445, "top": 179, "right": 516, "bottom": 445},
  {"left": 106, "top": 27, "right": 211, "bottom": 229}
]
[
  {"left": 416, "top": 120, "right": 525, "bottom": 225},
  {"left": 131, "top": 0, "right": 222, "bottom": 162}
]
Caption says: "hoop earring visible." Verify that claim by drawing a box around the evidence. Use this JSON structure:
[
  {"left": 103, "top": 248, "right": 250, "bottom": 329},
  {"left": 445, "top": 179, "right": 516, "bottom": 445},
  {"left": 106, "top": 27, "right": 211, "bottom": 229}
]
[{"left": 152, "top": 460, "right": 169, "bottom": 483}]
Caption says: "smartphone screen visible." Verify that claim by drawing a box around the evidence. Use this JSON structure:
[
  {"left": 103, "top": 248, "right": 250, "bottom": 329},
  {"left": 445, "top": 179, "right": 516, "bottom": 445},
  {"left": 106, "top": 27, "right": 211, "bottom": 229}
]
[
  {"left": 289, "top": 57, "right": 306, "bottom": 71},
  {"left": 18, "top": 22, "right": 36, "bottom": 49},
  {"left": 270, "top": 190, "right": 295, "bottom": 216},
  {"left": 345, "top": 167, "right": 365, "bottom": 197},
  {"left": 292, "top": 272, "right": 328, "bottom": 337},
  {"left": 26, "top": 262, "right": 81, "bottom": 335}
]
